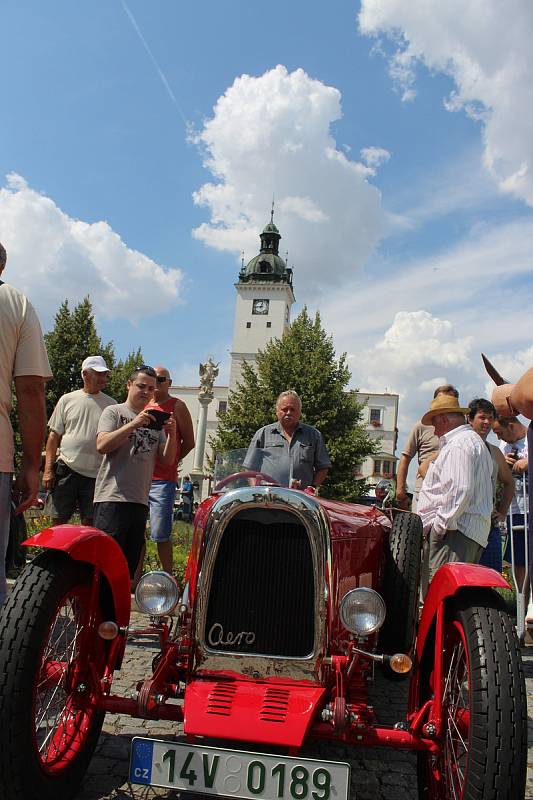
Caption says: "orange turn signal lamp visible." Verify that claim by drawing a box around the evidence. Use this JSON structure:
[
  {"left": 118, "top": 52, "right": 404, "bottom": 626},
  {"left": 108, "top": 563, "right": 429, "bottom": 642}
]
[
  {"left": 98, "top": 621, "right": 120, "bottom": 640},
  {"left": 388, "top": 653, "right": 412, "bottom": 674}
]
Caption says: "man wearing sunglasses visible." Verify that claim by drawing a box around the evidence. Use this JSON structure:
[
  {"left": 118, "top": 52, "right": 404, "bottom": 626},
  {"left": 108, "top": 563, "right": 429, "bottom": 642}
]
[
  {"left": 146, "top": 366, "right": 194, "bottom": 574},
  {"left": 93, "top": 366, "right": 177, "bottom": 580}
]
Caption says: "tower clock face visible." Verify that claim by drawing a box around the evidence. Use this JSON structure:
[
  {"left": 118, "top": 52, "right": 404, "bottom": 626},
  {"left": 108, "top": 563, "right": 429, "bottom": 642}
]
[{"left": 252, "top": 299, "right": 269, "bottom": 315}]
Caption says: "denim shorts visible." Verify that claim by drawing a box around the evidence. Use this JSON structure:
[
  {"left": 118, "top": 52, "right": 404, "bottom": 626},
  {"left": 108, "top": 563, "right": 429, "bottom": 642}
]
[
  {"left": 149, "top": 480, "right": 177, "bottom": 542},
  {"left": 503, "top": 513, "right": 526, "bottom": 567}
]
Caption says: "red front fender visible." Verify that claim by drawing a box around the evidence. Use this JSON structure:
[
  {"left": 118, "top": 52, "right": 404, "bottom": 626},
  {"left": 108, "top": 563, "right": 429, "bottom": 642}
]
[
  {"left": 416, "top": 562, "right": 509, "bottom": 662},
  {"left": 24, "top": 525, "right": 131, "bottom": 627}
]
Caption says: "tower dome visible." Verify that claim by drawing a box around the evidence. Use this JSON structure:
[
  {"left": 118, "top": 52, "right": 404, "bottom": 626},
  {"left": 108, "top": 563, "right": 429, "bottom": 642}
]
[{"left": 239, "top": 213, "right": 292, "bottom": 285}]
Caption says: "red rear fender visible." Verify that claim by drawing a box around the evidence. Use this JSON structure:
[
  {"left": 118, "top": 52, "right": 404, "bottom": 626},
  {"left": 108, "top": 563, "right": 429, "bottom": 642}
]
[{"left": 24, "top": 525, "right": 131, "bottom": 626}]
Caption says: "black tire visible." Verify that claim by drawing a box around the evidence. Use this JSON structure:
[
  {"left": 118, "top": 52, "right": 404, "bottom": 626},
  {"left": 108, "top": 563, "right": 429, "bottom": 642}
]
[
  {"left": 0, "top": 552, "right": 106, "bottom": 800},
  {"left": 417, "top": 592, "right": 527, "bottom": 799},
  {"left": 379, "top": 511, "right": 422, "bottom": 655}
]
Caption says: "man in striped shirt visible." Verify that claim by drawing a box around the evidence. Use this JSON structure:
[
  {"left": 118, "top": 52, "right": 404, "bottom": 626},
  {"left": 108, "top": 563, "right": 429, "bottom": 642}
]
[{"left": 417, "top": 394, "right": 493, "bottom": 585}]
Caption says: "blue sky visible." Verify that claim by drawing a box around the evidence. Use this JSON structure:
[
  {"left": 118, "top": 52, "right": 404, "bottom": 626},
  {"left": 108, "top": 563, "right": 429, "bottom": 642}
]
[{"left": 2, "top": 0, "right": 533, "bottom": 443}]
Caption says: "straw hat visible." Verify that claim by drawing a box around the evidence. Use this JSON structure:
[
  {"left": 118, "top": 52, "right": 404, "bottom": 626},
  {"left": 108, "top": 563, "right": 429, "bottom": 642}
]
[{"left": 421, "top": 394, "right": 469, "bottom": 425}]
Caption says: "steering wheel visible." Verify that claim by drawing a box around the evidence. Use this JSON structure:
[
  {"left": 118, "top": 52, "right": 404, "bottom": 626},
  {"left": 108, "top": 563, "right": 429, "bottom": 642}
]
[{"left": 214, "top": 470, "right": 280, "bottom": 492}]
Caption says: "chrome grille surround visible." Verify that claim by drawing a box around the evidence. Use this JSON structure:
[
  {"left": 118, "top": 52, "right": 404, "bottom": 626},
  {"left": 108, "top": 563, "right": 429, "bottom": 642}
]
[{"left": 193, "top": 486, "right": 332, "bottom": 682}]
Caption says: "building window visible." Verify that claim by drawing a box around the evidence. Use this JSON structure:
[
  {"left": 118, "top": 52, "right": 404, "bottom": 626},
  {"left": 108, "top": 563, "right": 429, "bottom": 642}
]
[
  {"left": 266, "top": 321, "right": 271, "bottom": 328},
  {"left": 369, "top": 408, "right": 382, "bottom": 426},
  {"left": 373, "top": 459, "right": 395, "bottom": 477},
  {"left": 246, "top": 322, "right": 251, "bottom": 328},
  {"left": 218, "top": 401, "right": 227, "bottom": 415}
]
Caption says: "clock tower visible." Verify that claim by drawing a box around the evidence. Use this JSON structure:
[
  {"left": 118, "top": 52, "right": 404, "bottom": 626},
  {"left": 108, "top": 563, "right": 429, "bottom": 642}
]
[{"left": 229, "top": 214, "right": 295, "bottom": 392}]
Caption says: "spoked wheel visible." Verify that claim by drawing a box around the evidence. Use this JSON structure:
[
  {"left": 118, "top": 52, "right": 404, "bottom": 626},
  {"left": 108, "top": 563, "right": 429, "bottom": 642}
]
[
  {"left": 417, "top": 592, "right": 527, "bottom": 799},
  {"left": 0, "top": 552, "right": 109, "bottom": 800}
]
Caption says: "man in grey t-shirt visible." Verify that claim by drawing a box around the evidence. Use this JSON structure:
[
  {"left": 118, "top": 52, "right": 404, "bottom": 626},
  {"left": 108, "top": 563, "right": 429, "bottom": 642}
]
[
  {"left": 243, "top": 390, "right": 331, "bottom": 492},
  {"left": 43, "top": 356, "right": 116, "bottom": 525},
  {"left": 93, "top": 366, "right": 177, "bottom": 578}
]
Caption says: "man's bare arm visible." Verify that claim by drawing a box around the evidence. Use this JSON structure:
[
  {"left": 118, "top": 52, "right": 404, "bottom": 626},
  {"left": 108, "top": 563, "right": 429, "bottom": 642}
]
[
  {"left": 312, "top": 468, "right": 329, "bottom": 488},
  {"left": 418, "top": 451, "right": 438, "bottom": 480},
  {"left": 13, "top": 375, "right": 46, "bottom": 512},
  {"left": 42, "top": 430, "right": 61, "bottom": 490},
  {"left": 395, "top": 453, "right": 411, "bottom": 505},
  {"left": 158, "top": 417, "right": 178, "bottom": 465},
  {"left": 494, "top": 447, "right": 515, "bottom": 521},
  {"left": 174, "top": 399, "right": 195, "bottom": 460}
]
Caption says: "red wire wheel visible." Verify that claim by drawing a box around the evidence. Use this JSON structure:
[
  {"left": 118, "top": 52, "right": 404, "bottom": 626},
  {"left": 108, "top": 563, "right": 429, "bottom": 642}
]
[
  {"left": 0, "top": 552, "right": 109, "bottom": 800},
  {"left": 417, "top": 593, "right": 527, "bottom": 799},
  {"left": 32, "top": 581, "right": 104, "bottom": 774}
]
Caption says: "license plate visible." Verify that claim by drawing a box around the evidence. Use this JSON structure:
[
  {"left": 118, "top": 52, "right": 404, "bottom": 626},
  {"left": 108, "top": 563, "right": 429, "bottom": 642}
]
[{"left": 130, "top": 737, "right": 350, "bottom": 800}]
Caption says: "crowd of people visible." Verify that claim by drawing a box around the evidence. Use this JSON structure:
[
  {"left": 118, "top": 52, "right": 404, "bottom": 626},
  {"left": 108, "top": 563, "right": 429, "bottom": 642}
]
[
  {"left": 0, "top": 236, "right": 531, "bottom": 621},
  {"left": 0, "top": 239, "right": 197, "bottom": 600}
]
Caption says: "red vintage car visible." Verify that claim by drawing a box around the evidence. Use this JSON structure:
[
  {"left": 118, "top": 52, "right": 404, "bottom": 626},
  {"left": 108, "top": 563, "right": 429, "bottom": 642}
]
[{"left": 0, "top": 453, "right": 527, "bottom": 800}]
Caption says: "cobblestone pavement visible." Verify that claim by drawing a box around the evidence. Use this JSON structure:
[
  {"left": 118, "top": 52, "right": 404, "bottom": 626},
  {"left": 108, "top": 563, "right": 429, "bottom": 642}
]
[{"left": 71, "top": 612, "right": 533, "bottom": 800}]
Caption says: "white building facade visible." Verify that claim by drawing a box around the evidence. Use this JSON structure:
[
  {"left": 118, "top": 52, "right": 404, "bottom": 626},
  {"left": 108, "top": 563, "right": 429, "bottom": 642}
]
[{"left": 354, "top": 391, "right": 399, "bottom": 488}]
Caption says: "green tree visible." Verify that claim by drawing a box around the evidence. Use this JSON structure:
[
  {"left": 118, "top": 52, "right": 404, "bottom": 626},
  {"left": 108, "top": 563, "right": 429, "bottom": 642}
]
[
  {"left": 211, "top": 308, "right": 377, "bottom": 500},
  {"left": 44, "top": 297, "right": 142, "bottom": 412}
]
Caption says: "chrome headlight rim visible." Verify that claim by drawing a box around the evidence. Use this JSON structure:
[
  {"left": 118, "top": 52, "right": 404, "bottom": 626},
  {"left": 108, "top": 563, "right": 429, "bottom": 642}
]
[
  {"left": 339, "top": 587, "right": 386, "bottom": 636},
  {"left": 135, "top": 570, "right": 180, "bottom": 616}
]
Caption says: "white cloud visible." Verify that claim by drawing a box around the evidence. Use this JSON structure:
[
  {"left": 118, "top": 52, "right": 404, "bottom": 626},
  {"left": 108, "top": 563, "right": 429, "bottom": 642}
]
[
  {"left": 359, "top": 0, "right": 533, "bottom": 206},
  {"left": 348, "top": 310, "right": 472, "bottom": 393},
  {"left": 313, "top": 214, "right": 533, "bottom": 452},
  {"left": 0, "top": 173, "right": 184, "bottom": 326},
  {"left": 319, "top": 215, "right": 533, "bottom": 353},
  {"left": 190, "top": 65, "right": 385, "bottom": 292},
  {"left": 347, "top": 310, "right": 479, "bottom": 449},
  {"left": 360, "top": 146, "right": 391, "bottom": 173}
]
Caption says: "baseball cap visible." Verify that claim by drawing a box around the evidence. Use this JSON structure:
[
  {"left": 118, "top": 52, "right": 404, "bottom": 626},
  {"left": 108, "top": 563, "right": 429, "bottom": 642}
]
[{"left": 81, "top": 355, "right": 110, "bottom": 373}]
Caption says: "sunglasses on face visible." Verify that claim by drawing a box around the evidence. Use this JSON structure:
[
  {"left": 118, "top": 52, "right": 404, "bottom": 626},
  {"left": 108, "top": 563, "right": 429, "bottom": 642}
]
[{"left": 156, "top": 376, "right": 170, "bottom": 383}]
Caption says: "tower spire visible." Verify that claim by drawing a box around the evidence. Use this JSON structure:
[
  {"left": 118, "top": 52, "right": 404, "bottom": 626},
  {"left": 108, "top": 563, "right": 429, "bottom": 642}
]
[{"left": 271, "top": 195, "right": 275, "bottom": 224}]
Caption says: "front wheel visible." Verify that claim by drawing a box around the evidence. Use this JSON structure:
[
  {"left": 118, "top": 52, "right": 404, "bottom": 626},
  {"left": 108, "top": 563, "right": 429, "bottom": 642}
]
[
  {"left": 417, "top": 592, "right": 527, "bottom": 799},
  {"left": 0, "top": 552, "right": 108, "bottom": 800}
]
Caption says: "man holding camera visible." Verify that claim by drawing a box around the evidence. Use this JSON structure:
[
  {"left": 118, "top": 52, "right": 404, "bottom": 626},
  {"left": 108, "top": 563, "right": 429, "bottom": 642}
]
[{"left": 93, "top": 366, "right": 176, "bottom": 578}]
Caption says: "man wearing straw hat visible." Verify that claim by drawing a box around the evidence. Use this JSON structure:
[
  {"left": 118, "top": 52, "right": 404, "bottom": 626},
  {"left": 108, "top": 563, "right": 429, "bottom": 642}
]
[{"left": 417, "top": 394, "right": 493, "bottom": 584}]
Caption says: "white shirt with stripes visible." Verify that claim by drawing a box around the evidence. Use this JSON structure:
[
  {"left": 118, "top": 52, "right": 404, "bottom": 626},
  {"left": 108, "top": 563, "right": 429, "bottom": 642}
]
[{"left": 417, "top": 424, "right": 493, "bottom": 547}]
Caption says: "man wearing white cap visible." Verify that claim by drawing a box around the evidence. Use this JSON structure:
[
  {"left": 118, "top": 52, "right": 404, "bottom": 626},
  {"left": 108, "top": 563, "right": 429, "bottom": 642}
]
[
  {"left": 417, "top": 394, "right": 493, "bottom": 585},
  {"left": 42, "top": 356, "right": 116, "bottom": 525}
]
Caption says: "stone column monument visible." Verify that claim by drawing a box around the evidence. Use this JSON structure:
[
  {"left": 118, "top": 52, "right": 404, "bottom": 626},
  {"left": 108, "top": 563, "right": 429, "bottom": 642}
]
[{"left": 191, "top": 357, "right": 219, "bottom": 498}]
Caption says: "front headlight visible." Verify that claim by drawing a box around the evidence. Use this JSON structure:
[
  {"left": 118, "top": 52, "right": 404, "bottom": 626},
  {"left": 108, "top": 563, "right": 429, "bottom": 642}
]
[
  {"left": 135, "top": 571, "right": 180, "bottom": 616},
  {"left": 339, "top": 588, "right": 386, "bottom": 636}
]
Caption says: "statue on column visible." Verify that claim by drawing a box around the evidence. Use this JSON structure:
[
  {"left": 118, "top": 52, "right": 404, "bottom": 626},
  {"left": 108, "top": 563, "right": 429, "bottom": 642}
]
[{"left": 199, "top": 357, "right": 219, "bottom": 398}]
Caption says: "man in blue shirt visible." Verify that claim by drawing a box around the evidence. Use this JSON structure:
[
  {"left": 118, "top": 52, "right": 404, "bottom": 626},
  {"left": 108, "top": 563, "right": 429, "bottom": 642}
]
[{"left": 243, "top": 390, "right": 331, "bottom": 492}]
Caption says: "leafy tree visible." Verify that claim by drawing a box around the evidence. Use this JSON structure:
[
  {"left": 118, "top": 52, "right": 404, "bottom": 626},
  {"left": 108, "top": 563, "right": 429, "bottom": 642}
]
[
  {"left": 44, "top": 297, "right": 142, "bottom": 412},
  {"left": 211, "top": 308, "right": 377, "bottom": 500}
]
